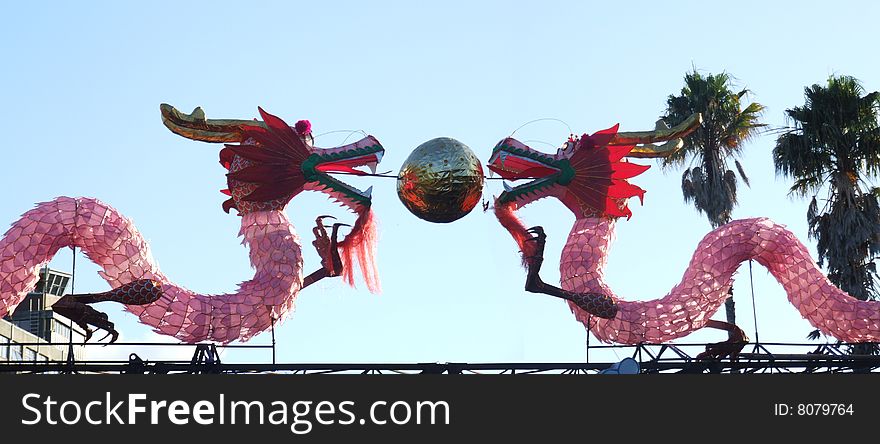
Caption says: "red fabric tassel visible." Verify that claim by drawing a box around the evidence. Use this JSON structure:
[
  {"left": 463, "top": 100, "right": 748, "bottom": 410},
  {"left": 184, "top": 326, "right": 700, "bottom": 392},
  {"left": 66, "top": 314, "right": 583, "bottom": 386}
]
[
  {"left": 338, "top": 208, "right": 381, "bottom": 294},
  {"left": 494, "top": 200, "right": 537, "bottom": 267}
]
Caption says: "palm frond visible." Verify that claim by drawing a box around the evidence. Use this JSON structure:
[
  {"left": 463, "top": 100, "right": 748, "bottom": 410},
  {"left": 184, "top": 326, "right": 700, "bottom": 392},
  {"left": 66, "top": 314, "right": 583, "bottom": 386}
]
[
  {"left": 776, "top": 75, "right": 880, "bottom": 301},
  {"left": 735, "top": 160, "right": 750, "bottom": 187},
  {"left": 663, "top": 69, "right": 765, "bottom": 227}
]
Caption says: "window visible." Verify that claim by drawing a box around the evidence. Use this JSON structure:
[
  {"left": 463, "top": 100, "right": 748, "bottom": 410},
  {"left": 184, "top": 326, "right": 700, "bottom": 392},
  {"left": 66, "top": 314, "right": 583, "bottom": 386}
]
[
  {"left": 47, "top": 275, "right": 70, "bottom": 296},
  {"left": 53, "top": 320, "right": 71, "bottom": 340},
  {"left": 36, "top": 272, "right": 69, "bottom": 296},
  {"left": 0, "top": 336, "right": 8, "bottom": 360},
  {"left": 23, "top": 348, "right": 36, "bottom": 362},
  {"left": 10, "top": 343, "right": 22, "bottom": 361}
]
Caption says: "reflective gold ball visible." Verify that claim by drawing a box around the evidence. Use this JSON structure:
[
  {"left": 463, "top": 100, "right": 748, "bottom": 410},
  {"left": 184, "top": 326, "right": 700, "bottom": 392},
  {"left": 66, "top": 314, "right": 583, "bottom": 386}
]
[{"left": 397, "top": 137, "right": 484, "bottom": 223}]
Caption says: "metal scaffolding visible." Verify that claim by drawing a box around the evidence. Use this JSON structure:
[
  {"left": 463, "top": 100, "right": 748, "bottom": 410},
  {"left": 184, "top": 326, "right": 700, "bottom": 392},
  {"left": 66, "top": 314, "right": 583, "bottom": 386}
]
[{"left": 1, "top": 340, "right": 878, "bottom": 374}]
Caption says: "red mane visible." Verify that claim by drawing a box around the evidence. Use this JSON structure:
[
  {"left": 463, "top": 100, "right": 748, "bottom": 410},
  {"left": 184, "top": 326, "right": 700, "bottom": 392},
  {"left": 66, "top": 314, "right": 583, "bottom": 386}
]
[{"left": 566, "top": 125, "right": 649, "bottom": 219}]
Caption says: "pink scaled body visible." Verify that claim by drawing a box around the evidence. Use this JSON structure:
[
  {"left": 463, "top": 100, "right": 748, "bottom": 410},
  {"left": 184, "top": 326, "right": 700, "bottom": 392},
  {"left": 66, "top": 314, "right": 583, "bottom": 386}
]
[
  {"left": 562, "top": 216, "right": 880, "bottom": 343},
  {"left": 0, "top": 197, "right": 301, "bottom": 343}
]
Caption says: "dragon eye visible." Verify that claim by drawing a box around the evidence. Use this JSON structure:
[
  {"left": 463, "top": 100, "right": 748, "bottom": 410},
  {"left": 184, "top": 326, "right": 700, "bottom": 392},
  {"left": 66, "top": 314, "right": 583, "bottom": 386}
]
[{"left": 557, "top": 141, "right": 574, "bottom": 156}]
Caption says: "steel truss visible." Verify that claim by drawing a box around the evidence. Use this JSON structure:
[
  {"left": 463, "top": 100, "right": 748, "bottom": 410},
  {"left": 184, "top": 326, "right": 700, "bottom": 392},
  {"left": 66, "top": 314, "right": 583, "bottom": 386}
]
[{"left": 1, "top": 341, "right": 878, "bottom": 374}]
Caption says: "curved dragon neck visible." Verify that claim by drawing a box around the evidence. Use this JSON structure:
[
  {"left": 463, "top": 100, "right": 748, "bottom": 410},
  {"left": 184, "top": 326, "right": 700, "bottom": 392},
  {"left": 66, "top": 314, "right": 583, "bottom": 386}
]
[
  {"left": 0, "top": 197, "right": 303, "bottom": 343},
  {"left": 123, "top": 207, "right": 304, "bottom": 343},
  {"left": 560, "top": 217, "right": 617, "bottom": 297}
]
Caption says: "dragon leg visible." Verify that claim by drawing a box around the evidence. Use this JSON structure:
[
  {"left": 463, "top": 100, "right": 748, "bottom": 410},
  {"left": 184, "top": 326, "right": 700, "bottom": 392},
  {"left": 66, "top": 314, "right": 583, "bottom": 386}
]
[
  {"left": 524, "top": 226, "right": 618, "bottom": 319},
  {"left": 696, "top": 320, "right": 750, "bottom": 361},
  {"left": 302, "top": 216, "right": 349, "bottom": 289},
  {"left": 51, "top": 298, "right": 117, "bottom": 344},
  {"left": 51, "top": 279, "right": 163, "bottom": 344}
]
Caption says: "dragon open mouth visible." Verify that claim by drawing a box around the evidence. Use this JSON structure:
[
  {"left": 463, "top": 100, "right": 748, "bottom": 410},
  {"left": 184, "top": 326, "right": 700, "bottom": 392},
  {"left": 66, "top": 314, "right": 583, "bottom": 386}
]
[
  {"left": 487, "top": 137, "right": 571, "bottom": 208},
  {"left": 305, "top": 137, "right": 385, "bottom": 213}
]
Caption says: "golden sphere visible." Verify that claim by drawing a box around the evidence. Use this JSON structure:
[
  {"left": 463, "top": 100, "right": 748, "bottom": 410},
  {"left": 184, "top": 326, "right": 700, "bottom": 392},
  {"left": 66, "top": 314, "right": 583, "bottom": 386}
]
[{"left": 397, "top": 137, "right": 484, "bottom": 223}]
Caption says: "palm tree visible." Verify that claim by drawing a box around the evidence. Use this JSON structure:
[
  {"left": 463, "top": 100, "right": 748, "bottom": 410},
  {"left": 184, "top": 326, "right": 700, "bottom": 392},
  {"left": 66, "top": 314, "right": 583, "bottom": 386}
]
[
  {"left": 662, "top": 70, "right": 766, "bottom": 333},
  {"left": 773, "top": 75, "right": 880, "bottom": 352}
]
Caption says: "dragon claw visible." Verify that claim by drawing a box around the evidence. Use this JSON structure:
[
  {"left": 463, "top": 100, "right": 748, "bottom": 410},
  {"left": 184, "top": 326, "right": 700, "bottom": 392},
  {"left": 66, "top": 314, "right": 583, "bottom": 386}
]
[
  {"left": 97, "top": 327, "right": 119, "bottom": 346},
  {"left": 312, "top": 216, "right": 339, "bottom": 242},
  {"left": 523, "top": 226, "right": 548, "bottom": 266},
  {"left": 698, "top": 320, "right": 749, "bottom": 361},
  {"left": 525, "top": 226, "right": 546, "bottom": 241},
  {"left": 52, "top": 295, "right": 122, "bottom": 346},
  {"left": 310, "top": 217, "right": 347, "bottom": 278},
  {"left": 331, "top": 222, "right": 351, "bottom": 232},
  {"left": 327, "top": 223, "right": 348, "bottom": 275}
]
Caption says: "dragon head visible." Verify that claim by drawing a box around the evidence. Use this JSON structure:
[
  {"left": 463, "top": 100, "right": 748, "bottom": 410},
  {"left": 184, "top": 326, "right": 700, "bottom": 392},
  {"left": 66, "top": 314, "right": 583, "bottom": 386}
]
[
  {"left": 219, "top": 107, "right": 384, "bottom": 217},
  {"left": 488, "top": 114, "right": 702, "bottom": 256},
  {"left": 488, "top": 125, "right": 649, "bottom": 220},
  {"left": 160, "top": 104, "right": 384, "bottom": 216}
]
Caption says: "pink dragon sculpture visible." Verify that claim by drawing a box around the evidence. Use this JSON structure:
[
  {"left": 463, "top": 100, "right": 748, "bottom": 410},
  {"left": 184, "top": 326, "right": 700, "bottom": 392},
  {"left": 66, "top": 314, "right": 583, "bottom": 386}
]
[
  {"left": 489, "top": 114, "right": 880, "bottom": 355},
  {"left": 0, "top": 105, "right": 384, "bottom": 344}
]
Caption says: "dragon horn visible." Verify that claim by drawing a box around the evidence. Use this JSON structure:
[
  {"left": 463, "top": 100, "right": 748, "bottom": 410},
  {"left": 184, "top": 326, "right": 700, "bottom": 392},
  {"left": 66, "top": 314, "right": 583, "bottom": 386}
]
[
  {"left": 160, "top": 103, "right": 268, "bottom": 143},
  {"left": 610, "top": 113, "right": 703, "bottom": 158}
]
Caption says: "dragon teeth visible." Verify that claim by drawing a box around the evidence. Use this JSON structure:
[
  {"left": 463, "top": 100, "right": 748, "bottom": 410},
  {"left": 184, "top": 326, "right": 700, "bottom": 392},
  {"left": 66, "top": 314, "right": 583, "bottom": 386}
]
[
  {"left": 367, "top": 162, "right": 378, "bottom": 174},
  {"left": 363, "top": 186, "right": 373, "bottom": 198},
  {"left": 488, "top": 169, "right": 495, "bottom": 178},
  {"left": 503, "top": 181, "right": 513, "bottom": 192}
]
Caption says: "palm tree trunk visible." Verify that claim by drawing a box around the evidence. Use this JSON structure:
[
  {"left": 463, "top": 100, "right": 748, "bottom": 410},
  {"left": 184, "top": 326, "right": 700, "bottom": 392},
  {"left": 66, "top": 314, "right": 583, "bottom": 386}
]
[
  {"left": 724, "top": 288, "right": 736, "bottom": 339},
  {"left": 716, "top": 216, "right": 737, "bottom": 340}
]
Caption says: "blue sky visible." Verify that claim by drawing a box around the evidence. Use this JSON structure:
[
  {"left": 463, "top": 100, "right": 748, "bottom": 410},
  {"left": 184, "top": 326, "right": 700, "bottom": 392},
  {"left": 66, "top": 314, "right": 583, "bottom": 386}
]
[{"left": 2, "top": 1, "right": 878, "bottom": 364}]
